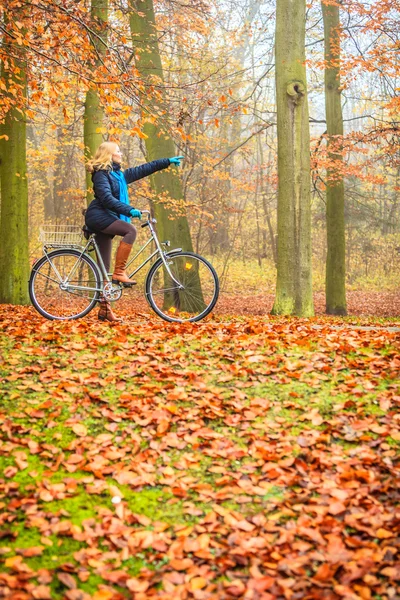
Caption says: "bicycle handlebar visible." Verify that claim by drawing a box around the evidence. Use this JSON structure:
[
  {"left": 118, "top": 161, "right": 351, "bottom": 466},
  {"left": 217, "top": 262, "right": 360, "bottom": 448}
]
[{"left": 139, "top": 210, "right": 156, "bottom": 228}]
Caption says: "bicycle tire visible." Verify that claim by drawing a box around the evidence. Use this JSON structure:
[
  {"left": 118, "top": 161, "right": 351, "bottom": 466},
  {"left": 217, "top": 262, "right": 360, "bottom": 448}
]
[
  {"left": 145, "top": 251, "right": 219, "bottom": 322},
  {"left": 29, "top": 249, "right": 102, "bottom": 320}
]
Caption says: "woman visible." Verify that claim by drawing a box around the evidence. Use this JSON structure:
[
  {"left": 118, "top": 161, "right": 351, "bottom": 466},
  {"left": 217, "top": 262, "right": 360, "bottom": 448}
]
[{"left": 85, "top": 141, "right": 183, "bottom": 322}]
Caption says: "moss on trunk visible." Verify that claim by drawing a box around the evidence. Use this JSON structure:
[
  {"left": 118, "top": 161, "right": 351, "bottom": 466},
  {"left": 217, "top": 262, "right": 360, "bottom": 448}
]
[
  {"left": 271, "top": 0, "right": 314, "bottom": 317},
  {"left": 322, "top": 0, "right": 347, "bottom": 315},
  {"left": 0, "top": 51, "right": 30, "bottom": 305},
  {"left": 128, "top": 0, "right": 193, "bottom": 252},
  {"left": 84, "top": 0, "right": 108, "bottom": 205}
]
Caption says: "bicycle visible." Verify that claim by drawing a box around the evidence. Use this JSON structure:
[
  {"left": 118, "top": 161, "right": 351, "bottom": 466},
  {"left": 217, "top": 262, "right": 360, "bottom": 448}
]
[{"left": 29, "top": 210, "right": 219, "bottom": 323}]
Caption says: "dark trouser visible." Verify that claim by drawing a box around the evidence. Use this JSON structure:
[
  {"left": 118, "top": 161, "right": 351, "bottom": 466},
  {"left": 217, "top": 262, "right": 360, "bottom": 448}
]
[{"left": 95, "top": 220, "right": 137, "bottom": 272}]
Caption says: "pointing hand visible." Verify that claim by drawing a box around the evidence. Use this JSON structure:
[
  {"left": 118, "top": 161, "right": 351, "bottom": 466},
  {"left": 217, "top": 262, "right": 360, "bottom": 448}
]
[{"left": 168, "top": 156, "right": 185, "bottom": 166}]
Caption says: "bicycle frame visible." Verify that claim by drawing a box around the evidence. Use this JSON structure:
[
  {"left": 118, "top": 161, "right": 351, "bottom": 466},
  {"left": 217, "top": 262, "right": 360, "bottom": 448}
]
[
  {"left": 41, "top": 210, "right": 183, "bottom": 293},
  {"left": 126, "top": 213, "right": 182, "bottom": 287},
  {"left": 41, "top": 243, "right": 101, "bottom": 293}
]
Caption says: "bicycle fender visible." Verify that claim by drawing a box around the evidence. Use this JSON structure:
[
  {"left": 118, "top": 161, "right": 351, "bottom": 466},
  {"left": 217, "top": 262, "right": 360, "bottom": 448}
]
[{"left": 164, "top": 249, "right": 182, "bottom": 256}]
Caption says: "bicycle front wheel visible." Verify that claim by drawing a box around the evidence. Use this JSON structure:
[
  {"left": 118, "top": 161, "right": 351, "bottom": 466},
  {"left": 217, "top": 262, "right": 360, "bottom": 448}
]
[
  {"left": 29, "top": 249, "right": 102, "bottom": 320},
  {"left": 145, "top": 251, "right": 219, "bottom": 322}
]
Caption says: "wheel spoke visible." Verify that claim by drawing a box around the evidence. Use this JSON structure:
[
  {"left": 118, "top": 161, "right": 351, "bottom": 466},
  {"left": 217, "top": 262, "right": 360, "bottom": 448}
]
[
  {"left": 30, "top": 251, "right": 100, "bottom": 320},
  {"left": 33, "top": 270, "right": 61, "bottom": 285},
  {"left": 147, "top": 253, "right": 219, "bottom": 323}
]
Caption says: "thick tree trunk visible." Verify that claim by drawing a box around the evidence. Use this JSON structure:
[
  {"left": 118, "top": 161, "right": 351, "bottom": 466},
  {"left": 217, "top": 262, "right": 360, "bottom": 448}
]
[
  {"left": 271, "top": 0, "right": 314, "bottom": 316},
  {"left": 128, "top": 0, "right": 193, "bottom": 252},
  {"left": 0, "top": 50, "right": 30, "bottom": 304},
  {"left": 84, "top": 0, "right": 108, "bottom": 205},
  {"left": 322, "top": 0, "right": 347, "bottom": 315}
]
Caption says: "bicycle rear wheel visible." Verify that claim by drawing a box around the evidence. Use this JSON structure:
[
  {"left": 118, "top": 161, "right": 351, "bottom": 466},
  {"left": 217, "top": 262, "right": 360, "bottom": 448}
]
[
  {"left": 29, "top": 249, "right": 101, "bottom": 320},
  {"left": 145, "top": 251, "right": 219, "bottom": 322}
]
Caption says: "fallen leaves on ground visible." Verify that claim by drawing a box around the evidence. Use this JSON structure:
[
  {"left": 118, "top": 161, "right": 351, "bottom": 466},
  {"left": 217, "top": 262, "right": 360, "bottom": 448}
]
[
  {"left": 117, "top": 289, "right": 400, "bottom": 319},
  {"left": 0, "top": 303, "right": 399, "bottom": 599},
  {"left": 214, "top": 291, "right": 400, "bottom": 318}
]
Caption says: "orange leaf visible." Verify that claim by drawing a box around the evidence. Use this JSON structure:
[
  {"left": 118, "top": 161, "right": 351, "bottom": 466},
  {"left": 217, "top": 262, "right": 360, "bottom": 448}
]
[
  {"left": 17, "top": 546, "right": 44, "bottom": 557},
  {"left": 157, "top": 419, "right": 170, "bottom": 434},
  {"left": 31, "top": 585, "right": 52, "bottom": 600},
  {"left": 376, "top": 528, "right": 393, "bottom": 539},
  {"left": 132, "top": 126, "right": 148, "bottom": 139},
  {"left": 92, "top": 591, "right": 116, "bottom": 600},
  {"left": 126, "top": 578, "right": 150, "bottom": 592},
  {"left": 169, "top": 558, "right": 194, "bottom": 571},
  {"left": 57, "top": 573, "right": 76, "bottom": 589},
  {"left": 190, "top": 577, "right": 207, "bottom": 591},
  {"left": 72, "top": 423, "right": 88, "bottom": 437}
]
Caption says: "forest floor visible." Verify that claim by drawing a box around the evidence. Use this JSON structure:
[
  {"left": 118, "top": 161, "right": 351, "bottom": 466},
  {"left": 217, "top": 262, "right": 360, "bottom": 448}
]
[
  {"left": 0, "top": 295, "right": 399, "bottom": 600},
  {"left": 97, "top": 289, "right": 400, "bottom": 322},
  {"left": 214, "top": 291, "right": 400, "bottom": 320}
]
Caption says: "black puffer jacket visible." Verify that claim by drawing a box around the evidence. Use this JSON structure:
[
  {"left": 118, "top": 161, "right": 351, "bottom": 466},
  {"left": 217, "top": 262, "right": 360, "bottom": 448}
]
[{"left": 85, "top": 158, "right": 170, "bottom": 232}]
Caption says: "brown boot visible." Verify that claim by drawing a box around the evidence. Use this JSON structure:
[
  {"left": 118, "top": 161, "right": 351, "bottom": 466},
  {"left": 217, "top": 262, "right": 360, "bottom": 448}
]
[
  {"left": 98, "top": 299, "right": 121, "bottom": 322},
  {"left": 112, "top": 241, "right": 137, "bottom": 287}
]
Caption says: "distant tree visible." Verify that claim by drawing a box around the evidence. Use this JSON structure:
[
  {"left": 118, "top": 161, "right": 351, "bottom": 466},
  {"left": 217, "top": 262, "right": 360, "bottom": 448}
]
[{"left": 271, "top": 0, "right": 314, "bottom": 316}]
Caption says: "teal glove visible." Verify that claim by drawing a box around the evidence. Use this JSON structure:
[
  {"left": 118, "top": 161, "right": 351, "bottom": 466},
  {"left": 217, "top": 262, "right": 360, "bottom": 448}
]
[
  {"left": 169, "top": 155, "right": 184, "bottom": 166},
  {"left": 130, "top": 209, "right": 142, "bottom": 219}
]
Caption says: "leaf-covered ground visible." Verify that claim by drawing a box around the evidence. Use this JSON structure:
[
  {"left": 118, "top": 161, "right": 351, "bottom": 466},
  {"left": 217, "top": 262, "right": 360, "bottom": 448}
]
[
  {"left": 0, "top": 303, "right": 399, "bottom": 600},
  {"left": 89, "top": 290, "right": 400, "bottom": 321},
  {"left": 214, "top": 291, "right": 400, "bottom": 320}
]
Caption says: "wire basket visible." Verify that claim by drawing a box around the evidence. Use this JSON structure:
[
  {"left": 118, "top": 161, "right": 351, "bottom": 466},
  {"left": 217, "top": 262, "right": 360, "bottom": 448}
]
[{"left": 39, "top": 225, "right": 84, "bottom": 246}]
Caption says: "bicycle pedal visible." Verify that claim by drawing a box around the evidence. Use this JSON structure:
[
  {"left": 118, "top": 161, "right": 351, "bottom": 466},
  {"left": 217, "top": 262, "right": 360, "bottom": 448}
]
[{"left": 112, "top": 279, "right": 137, "bottom": 287}]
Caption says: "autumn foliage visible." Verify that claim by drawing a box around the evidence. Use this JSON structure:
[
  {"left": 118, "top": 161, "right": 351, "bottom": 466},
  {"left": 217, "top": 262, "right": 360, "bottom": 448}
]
[{"left": 1, "top": 0, "right": 399, "bottom": 289}]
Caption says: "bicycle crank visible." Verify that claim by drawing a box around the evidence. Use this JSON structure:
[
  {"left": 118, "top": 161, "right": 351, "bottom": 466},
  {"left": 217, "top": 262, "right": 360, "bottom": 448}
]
[{"left": 103, "top": 282, "right": 123, "bottom": 302}]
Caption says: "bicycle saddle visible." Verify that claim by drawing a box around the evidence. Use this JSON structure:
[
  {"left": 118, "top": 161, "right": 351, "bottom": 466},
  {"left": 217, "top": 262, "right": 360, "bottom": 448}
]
[{"left": 82, "top": 225, "right": 94, "bottom": 240}]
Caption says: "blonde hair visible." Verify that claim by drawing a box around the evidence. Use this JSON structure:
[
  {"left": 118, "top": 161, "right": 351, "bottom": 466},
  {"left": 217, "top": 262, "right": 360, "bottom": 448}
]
[{"left": 86, "top": 141, "right": 119, "bottom": 173}]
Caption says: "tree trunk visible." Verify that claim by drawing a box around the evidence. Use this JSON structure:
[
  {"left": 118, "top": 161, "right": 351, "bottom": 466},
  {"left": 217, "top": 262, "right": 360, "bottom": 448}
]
[
  {"left": 322, "top": 0, "right": 347, "bottom": 315},
  {"left": 26, "top": 124, "right": 54, "bottom": 220},
  {"left": 212, "top": 115, "right": 230, "bottom": 253},
  {"left": 84, "top": 0, "right": 108, "bottom": 205},
  {"left": 128, "top": 0, "right": 194, "bottom": 252},
  {"left": 0, "top": 45, "right": 30, "bottom": 304},
  {"left": 271, "top": 0, "right": 314, "bottom": 316},
  {"left": 259, "top": 139, "right": 277, "bottom": 267},
  {"left": 53, "top": 128, "right": 67, "bottom": 219}
]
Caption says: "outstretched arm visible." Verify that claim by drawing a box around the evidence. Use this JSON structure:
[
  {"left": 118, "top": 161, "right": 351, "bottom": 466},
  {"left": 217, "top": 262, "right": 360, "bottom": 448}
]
[{"left": 124, "top": 158, "right": 170, "bottom": 184}]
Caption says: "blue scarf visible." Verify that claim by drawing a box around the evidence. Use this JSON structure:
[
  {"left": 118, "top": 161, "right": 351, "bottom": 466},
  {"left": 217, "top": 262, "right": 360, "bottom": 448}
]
[{"left": 110, "top": 169, "right": 130, "bottom": 222}]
